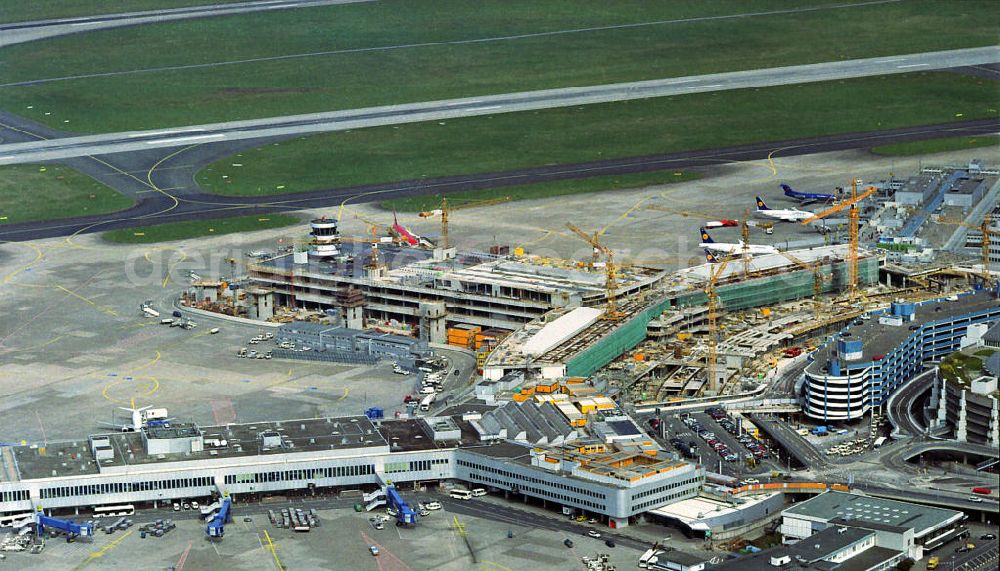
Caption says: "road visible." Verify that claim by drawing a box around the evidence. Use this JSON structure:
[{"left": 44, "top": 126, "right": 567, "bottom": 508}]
[
  {"left": 1, "top": 116, "right": 997, "bottom": 242},
  {"left": 751, "top": 414, "right": 829, "bottom": 469},
  {"left": 2, "top": 46, "right": 998, "bottom": 165},
  {"left": 0, "top": 0, "right": 370, "bottom": 48},
  {"left": 886, "top": 368, "right": 936, "bottom": 437}
]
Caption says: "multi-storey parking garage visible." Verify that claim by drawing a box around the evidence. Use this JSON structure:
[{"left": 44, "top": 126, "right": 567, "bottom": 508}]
[{"left": 803, "top": 289, "right": 1000, "bottom": 421}]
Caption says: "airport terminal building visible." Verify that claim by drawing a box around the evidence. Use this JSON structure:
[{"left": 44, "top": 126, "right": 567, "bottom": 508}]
[
  {"left": 0, "top": 412, "right": 703, "bottom": 529},
  {"left": 803, "top": 290, "right": 1000, "bottom": 421}
]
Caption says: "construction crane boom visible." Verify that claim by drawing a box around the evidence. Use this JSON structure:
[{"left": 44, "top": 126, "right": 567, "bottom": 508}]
[
  {"left": 418, "top": 196, "right": 511, "bottom": 249},
  {"left": 566, "top": 222, "right": 623, "bottom": 320},
  {"left": 801, "top": 179, "right": 876, "bottom": 303}
]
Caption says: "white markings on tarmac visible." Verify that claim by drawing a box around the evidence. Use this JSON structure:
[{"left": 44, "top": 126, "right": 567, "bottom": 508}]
[
  {"left": 128, "top": 128, "right": 206, "bottom": 138},
  {"left": 145, "top": 134, "right": 225, "bottom": 145},
  {"left": 897, "top": 63, "right": 928, "bottom": 68},
  {"left": 467, "top": 105, "right": 502, "bottom": 112}
]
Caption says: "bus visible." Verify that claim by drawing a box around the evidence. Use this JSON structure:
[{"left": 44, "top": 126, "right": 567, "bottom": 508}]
[
  {"left": 638, "top": 548, "right": 660, "bottom": 568},
  {"left": 93, "top": 504, "right": 135, "bottom": 518},
  {"left": 971, "top": 487, "right": 991, "bottom": 495},
  {"left": 449, "top": 489, "right": 473, "bottom": 500},
  {"left": 419, "top": 393, "right": 436, "bottom": 412}
]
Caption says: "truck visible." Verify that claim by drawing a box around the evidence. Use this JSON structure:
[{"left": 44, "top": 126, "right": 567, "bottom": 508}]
[
  {"left": 141, "top": 306, "right": 160, "bottom": 318},
  {"left": 419, "top": 393, "right": 436, "bottom": 412},
  {"left": 873, "top": 436, "right": 888, "bottom": 448},
  {"left": 810, "top": 426, "right": 828, "bottom": 436}
]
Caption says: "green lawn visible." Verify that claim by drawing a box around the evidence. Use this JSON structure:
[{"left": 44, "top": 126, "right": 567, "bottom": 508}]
[
  {"left": 380, "top": 171, "right": 701, "bottom": 213},
  {"left": 1, "top": 0, "right": 997, "bottom": 133},
  {"left": 0, "top": 0, "right": 248, "bottom": 23},
  {"left": 0, "top": 164, "right": 134, "bottom": 223},
  {"left": 871, "top": 135, "right": 1000, "bottom": 156},
  {"left": 197, "top": 72, "right": 998, "bottom": 197},
  {"left": 939, "top": 352, "right": 983, "bottom": 385},
  {"left": 102, "top": 213, "right": 300, "bottom": 243}
]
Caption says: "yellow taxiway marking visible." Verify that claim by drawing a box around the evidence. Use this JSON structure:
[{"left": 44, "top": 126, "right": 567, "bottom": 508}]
[
  {"left": 0, "top": 335, "right": 64, "bottom": 353},
  {"left": 1, "top": 241, "right": 44, "bottom": 285},
  {"left": 54, "top": 285, "right": 119, "bottom": 316},
  {"left": 72, "top": 528, "right": 134, "bottom": 570},
  {"left": 102, "top": 375, "right": 160, "bottom": 405}
]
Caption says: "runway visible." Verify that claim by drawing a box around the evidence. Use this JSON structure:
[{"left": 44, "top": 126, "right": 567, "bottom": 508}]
[
  {"left": 0, "top": 117, "right": 996, "bottom": 242},
  {"left": 0, "top": 0, "right": 371, "bottom": 48},
  {"left": 1, "top": 46, "right": 997, "bottom": 166}
]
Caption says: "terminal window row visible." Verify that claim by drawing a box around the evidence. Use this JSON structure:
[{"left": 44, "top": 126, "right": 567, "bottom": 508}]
[
  {"left": 633, "top": 488, "right": 694, "bottom": 511},
  {"left": 468, "top": 472, "right": 603, "bottom": 510},
  {"left": 224, "top": 463, "right": 375, "bottom": 485},
  {"left": 631, "top": 476, "right": 702, "bottom": 501},
  {"left": 385, "top": 458, "right": 448, "bottom": 474},
  {"left": 41, "top": 476, "right": 213, "bottom": 499},
  {"left": 0, "top": 490, "right": 29, "bottom": 503},
  {"left": 457, "top": 459, "right": 606, "bottom": 500}
]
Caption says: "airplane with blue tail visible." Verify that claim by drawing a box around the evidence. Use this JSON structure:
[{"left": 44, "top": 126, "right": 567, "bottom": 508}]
[{"left": 780, "top": 183, "right": 838, "bottom": 205}]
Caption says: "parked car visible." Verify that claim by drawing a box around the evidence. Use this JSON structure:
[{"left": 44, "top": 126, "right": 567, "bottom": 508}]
[{"left": 587, "top": 529, "right": 601, "bottom": 538}]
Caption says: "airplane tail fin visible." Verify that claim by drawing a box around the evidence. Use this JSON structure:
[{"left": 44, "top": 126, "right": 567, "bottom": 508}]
[
  {"left": 780, "top": 184, "right": 795, "bottom": 196},
  {"left": 755, "top": 196, "right": 769, "bottom": 211},
  {"left": 699, "top": 227, "right": 714, "bottom": 244},
  {"left": 705, "top": 249, "right": 719, "bottom": 264}
]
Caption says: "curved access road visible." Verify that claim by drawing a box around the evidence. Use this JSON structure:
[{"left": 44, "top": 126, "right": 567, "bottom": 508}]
[
  {"left": 0, "top": 118, "right": 997, "bottom": 242},
  {"left": 0, "top": 0, "right": 371, "bottom": 48},
  {"left": 1, "top": 46, "right": 998, "bottom": 166}
]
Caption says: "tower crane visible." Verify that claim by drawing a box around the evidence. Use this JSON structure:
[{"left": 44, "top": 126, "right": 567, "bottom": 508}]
[
  {"left": 704, "top": 253, "right": 733, "bottom": 394},
  {"left": 418, "top": 196, "right": 511, "bottom": 250},
  {"left": 565, "top": 222, "right": 624, "bottom": 321},
  {"left": 801, "top": 178, "right": 876, "bottom": 303}
]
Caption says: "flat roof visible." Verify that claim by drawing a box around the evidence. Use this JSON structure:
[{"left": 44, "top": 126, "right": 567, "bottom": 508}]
[
  {"left": 650, "top": 493, "right": 779, "bottom": 528},
  {"left": 783, "top": 491, "right": 963, "bottom": 537},
  {"left": 14, "top": 415, "right": 393, "bottom": 480},
  {"left": 807, "top": 291, "right": 999, "bottom": 372}
]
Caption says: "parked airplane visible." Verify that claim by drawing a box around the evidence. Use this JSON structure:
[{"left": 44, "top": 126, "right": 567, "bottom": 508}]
[
  {"left": 699, "top": 228, "right": 778, "bottom": 256},
  {"left": 754, "top": 196, "right": 814, "bottom": 222},
  {"left": 780, "top": 183, "right": 838, "bottom": 205},
  {"left": 704, "top": 219, "right": 739, "bottom": 228},
  {"left": 391, "top": 212, "right": 420, "bottom": 246},
  {"left": 99, "top": 403, "right": 172, "bottom": 432}
]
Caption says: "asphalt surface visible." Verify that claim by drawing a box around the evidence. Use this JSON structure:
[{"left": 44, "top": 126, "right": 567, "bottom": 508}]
[
  {"left": 751, "top": 414, "right": 829, "bottom": 469},
  {"left": 2, "top": 117, "right": 998, "bottom": 242},
  {"left": 3, "top": 46, "right": 998, "bottom": 165},
  {"left": 0, "top": 0, "right": 370, "bottom": 48},
  {"left": 886, "top": 368, "right": 936, "bottom": 437}
]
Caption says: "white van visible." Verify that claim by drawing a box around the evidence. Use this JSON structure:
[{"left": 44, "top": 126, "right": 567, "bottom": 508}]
[
  {"left": 419, "top": 386, "right": 436, "bottom": 395},
  {"left": 471, "top": 488, "right": 487, "bottom": 497},
  {"left": 449, "top": 489, "right": 473, "bottom": 500}
]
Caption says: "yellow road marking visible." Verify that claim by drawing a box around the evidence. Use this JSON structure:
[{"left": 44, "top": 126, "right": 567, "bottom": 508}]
[
  {"left": 0, "top": 335, "right": 64, "bottom": 353},
  {"left": 73, "top": 528, "right": 134, "bottom": 570},
  {"left": 54, "top": 285, "right": 119, "bottom": 316},
  {"left": 101, "top": 375, "right": 160, "bottom": 405},
  {"left": 1, "top": 241, "right": 44, "bottom": 285},
  {"left": 263, "top": 530, "right": 285, "bottom": 571},
  {"left": 338, "top": 387, "right": 349, "bottom": 401}
]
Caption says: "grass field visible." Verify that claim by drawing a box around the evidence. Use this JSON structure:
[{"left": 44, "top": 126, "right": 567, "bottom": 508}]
[
  {"left": 379, "top": 171, "right": 701, "bottom": 213},
  {"left": 102, "top": 213, "right": 300, "bottom": 243},
  {"left": 197, "top": 72, "right": 999, "bottom": 197},
  {"left": 871, "top": 135, "right": 1000, "bottom": 156},
  {"left": 1, "top": 0, "right": 996, "bottom": 133},
  {"left": 0, "top": 164, "right": 133, "bottom": 223},
  {"left": 0, "top": 0, "right": 247, "bottom": 22}
]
